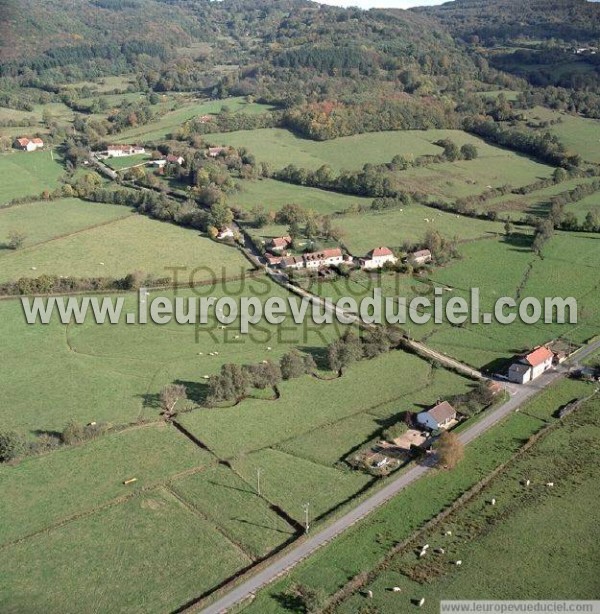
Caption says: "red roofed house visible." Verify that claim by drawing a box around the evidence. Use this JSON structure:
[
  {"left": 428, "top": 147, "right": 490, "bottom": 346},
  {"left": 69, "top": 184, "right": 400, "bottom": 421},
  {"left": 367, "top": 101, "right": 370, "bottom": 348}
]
[
  {"left": 269, "top": 236, "right": 292, "bottom": 253},
  {"left": 14, "top": 137, "right": 44, "bottom": 152},
  {"left": 417, "top": 401, "right": 457, "bottom": 431},
  {"left": 360, "top": 246, "right": 397, "bottom": 270},
  {"left": 508, "top": 346, "right": 554, "bottom": 384},
  {"left": 304, "top": 248, "right": 345, "bottom": 269},
  {"left": 265, "top": 253, "right": 283, "bottom": 267},
  {"left": 166, "top": 154, "right": 185, "bottom": 165}
]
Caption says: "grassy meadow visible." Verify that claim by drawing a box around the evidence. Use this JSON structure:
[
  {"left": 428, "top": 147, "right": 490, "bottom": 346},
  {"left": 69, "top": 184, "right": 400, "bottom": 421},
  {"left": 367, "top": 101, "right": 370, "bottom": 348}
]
[
  {"left": 335, "top": 390, "right": 600, "bottom": 614},
  {"left": 114, "top": 96, "right": 277, "bottom": 143},
  {"left": 243, "top": 379, "right": 596, "bottom": 614},
  {"left": 0, "top": 150, "right": 65, "bottom": 202},
  {"left": 0, "top": 213, "right": 250, "bottom": 282}
]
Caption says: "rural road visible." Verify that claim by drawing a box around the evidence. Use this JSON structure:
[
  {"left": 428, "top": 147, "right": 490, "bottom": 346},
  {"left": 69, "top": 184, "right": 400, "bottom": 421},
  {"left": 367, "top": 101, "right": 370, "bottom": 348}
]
[{"left": 199, "top": 338, "right": 600, "bottom": 614}]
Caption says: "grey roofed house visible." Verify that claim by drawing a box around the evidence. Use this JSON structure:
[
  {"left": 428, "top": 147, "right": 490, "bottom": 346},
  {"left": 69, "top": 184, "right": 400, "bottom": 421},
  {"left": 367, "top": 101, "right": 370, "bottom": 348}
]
[{"left": 417, "top": 401, "right": 457, "bottom": 431}]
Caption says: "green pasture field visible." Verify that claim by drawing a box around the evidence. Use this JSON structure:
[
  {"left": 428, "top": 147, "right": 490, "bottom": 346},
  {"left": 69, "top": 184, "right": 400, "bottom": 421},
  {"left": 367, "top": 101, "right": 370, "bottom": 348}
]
[
  {"left": 561, "top": 191, "right": 600, "bottom": 221},
  {"left": 231, "top": 178, "right": 372, "bottom": 215},
  {"left": 103, "top": 153, "right": 151, "bottom": 170},
  {"left": 114, "top": 96, "right": 277, "bottom": 143},
  {"left": 394, "top": 155, "right": 554, "bottom": 201},
  {"left": 0, "top": 487, "right": 250, "bottom": 614},
  {"left": 331, "top": 207, "right": 503, "bottom": 254},
  {"left": 0, "top": 423, "right": 213, "bottom": 546},
  {"left": 0, "top": 213, "right": 250, "bottom": 282},
  {"left": 249, "top": 205, "right": 502, "bottom": 257},
  {"left": 520, "top": 106, "right": 600, "bottom": 164},
  {"left": 170, "top": 465, "right": 296, "bottom": 559},
  {"left": 425, "top": 231, "right": 600, "bottom": 369},
  {"left": 203, "top": 128, "right": 444, "bottom": 171},
  {"left": 0, "top": 150, "right": 65, "bottom": 202},
  {"left": 242, "top": 379, "right": 595, "bottom": 614},
  {"left": 233, "top": 448, "right": 373, "bottom": 524},
  {"left": 179, "top": 349, "right": 472, "bottom": 460},
  {"left": 480, "top": 177, "right": 599, "bottom": 219},
  {"left": 0, "top": 277, "right": 347, "bottom": 434},
  {"left": 335, "top": 390, "right": 600, "bottom": 613},
  {"left": 0, "top": 102, "right": 75, "bottom": 138},
  {"left": 0, "top": 198, "right": 133, "bottom": 249}
]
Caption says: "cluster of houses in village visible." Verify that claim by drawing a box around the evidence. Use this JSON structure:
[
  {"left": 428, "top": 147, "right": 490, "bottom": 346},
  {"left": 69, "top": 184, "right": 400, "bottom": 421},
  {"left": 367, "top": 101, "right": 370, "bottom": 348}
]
[
  {"left": 261, "top": 235, "right": 432, "bottom": 272},
  {"left": 14, "top": 137, "right": 44, "bottom": 152}
]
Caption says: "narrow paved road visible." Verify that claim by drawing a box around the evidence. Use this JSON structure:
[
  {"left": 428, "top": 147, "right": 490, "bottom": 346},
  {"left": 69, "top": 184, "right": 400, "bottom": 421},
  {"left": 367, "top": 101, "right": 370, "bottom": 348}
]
[{"left": 199, "top": 338, "right": 599, "bottom": 614}]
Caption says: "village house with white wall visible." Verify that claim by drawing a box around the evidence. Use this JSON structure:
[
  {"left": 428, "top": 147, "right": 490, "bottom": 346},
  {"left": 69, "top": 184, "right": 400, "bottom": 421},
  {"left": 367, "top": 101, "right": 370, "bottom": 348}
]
[
  {"left": 14, "top": 137, "right": 44, "bottom": 152},
  {"left": 508, "top": 346, "right": 554, "bottom": 384},
  {"left": 360, "top": 246, "right": 397, "bottom": 270}
]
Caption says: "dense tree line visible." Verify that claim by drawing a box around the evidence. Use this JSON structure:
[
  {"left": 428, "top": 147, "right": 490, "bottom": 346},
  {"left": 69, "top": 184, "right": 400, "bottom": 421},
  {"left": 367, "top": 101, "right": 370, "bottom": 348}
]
[{"left": 463, "top": 116, "right": 581, "bottom": 168}]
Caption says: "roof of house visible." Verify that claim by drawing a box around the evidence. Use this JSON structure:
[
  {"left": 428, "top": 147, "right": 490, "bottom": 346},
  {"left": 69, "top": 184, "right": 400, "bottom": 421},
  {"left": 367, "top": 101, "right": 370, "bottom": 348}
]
[
  {"left": 271, "top": 236, "right": 292, "bottom": 248},
  {"left": 281, "top": 255, "right": 303, "bottom": 266},
  {"left": 31, "top": 138, "right": 44, "bottom": 145},
  {"left": 166, "top": 154, "right": 183, "bottom": 163},
  {"left": 305, "top": 248, "right": 343, "bottom": 261},
  {"left": 411, "top": 249, "right": 432, "bottom": 259},
  {"left": 523, "top": 346, "right": 554, "bottom": 367},
  {"left": 370, "top": 246, "right": 394, "bottom": 258},
  {"left": 107, "top": 144, "right": 133, "bottom": 151},
  {"left": 265, "top": 253, "right": 283, "bottom": 265},
  {"left": 425, "top": 401, "right": 456, "bottom": 424},
  {"left": 208, "top": 146, "right": 227, "bottom": 155},
  {"left": 16, "top": 138, "right": 30, "bottom": 146}
]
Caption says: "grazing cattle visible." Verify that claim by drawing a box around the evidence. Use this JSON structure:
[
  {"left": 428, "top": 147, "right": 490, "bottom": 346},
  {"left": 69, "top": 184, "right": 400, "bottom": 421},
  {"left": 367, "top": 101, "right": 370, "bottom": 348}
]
[
  {"left": 444, "top": 530, "right": 452, "bottom": 536},
  {"left": 546, "top": 482, "right": 554, "bottom": 487},
  {"left": 525, "top": 479, "right": 531, "bottom": 487},
  {"left": 419, "top": 550, "right": 427, "bottom": 558},
  {"left": 367, "top": 590, "right": 373, "bottom": 599},
  {"left": 454, "top": 560, "right": 462, "bottom": 566},
  {"left": 435, "top": 547, "right": 445, "bottom": 554},
  {"left": 422, "top": 544, "right": 430, "bottom": 550},
  {"left": 392, "top": 587, "right": 402, "bottom": 592},
  {"left": 491, "top": 498, "right": 496, "bottom": 505},
  {"left": 418, "top": 597, "right": 425, "bottom": 607}
]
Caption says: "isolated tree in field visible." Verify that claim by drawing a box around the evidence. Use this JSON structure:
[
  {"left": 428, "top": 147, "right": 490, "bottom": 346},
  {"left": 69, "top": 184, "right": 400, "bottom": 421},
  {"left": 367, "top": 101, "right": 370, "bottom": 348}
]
[
  {"left": 7, "top": 230, "right": 26, "bottom": 250},
  {"left": 160, "top": 384, "right": 188, "bottom": 418},
  {"left": 434, "top": 431, "right": 464, "bottom": 469},
  {"left": 460, "top": 143, "right": 478, "bottom": 160},
  {"left": 0, "top": 431, "right": 26, "bottom": 462},
  {"left": 283, "top": 583, "right": 325, "bottom": 614},
  {"left": 504, "top": 218, "right": 514, "bottom": 237},
  {"left": 327, "top": 330, "right": 363, "bottom": 374}
]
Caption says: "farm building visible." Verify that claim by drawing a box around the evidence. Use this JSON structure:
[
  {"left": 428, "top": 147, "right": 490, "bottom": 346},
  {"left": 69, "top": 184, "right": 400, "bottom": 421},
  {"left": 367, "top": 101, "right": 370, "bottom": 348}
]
[
  {"left": 166, "top": 154, "right": 185, "bottom": 165},
  {"left": 269, "top": 236, "right": 292, "bottom": 253},
  {"left": 279, "top": 248, "right": 350, "bottom": 271},
  {"left": 198, "top": 114, "right": 214, "bottom": 123},
  {"left": 280, "top": 255, "right": 305, "bottom": 270},
  {"left": 408, "top": 249, "right": 432, "bottom": 266},
  {"left": 14, "top": 137, "right": 44, "bottom": 152},
  {"left": 304, "top": 248, "right": 346, "bottom": 269},
  {"left": 360, "top": 246, "right": 398, "bottom": 270},
  {"left": 508, "top": 346, "right": 554, "bottom": 384},
  {"left": 106, "top": 145, "right": 145, "bottom": 157},
  {"left": 264, "top": 254, "right": 283, "bottom": 267},
  {"left": 417, "top": 401, "right": 457, "bottom": 431}
]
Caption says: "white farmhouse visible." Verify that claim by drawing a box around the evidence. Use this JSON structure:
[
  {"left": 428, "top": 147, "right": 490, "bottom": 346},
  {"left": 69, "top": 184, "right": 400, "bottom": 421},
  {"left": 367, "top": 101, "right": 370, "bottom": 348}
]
[
  {"left": 106, "top": 145, "right": 145, "bottom": 157},
  {"left": 360, "top": 246, "right": 397, "bottom": 270},
  {"left": 508, "top": 346, "right": 554, "bottom": 384},
  {"left": 417, "top": 401, "right": 457, "bottom": 431},
  {"left": 14, "top": 137, "right": 44, "bottom": 152}
]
